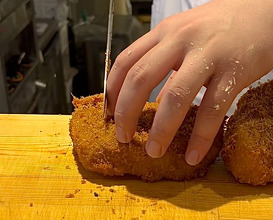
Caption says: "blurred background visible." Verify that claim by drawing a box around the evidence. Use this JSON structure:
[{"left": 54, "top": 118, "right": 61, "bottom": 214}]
[{"left": 0, "top": 0, "right": 152, "bottom": 114}]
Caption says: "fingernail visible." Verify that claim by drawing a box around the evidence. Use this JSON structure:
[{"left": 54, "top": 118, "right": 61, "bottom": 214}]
[
  {"left": 146, "top": 140, "right": 162, "bottom": 158},
  {"left": 116, "top": 126, "right": 129, "bottom": 143},
  {"left": 186, "top": 149, "right": 200, "bottom": 166}
]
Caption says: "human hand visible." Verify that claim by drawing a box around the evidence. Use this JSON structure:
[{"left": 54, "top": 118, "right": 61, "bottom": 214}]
[{"left": 106, "top": 0, "right": 273, "bottom": 165}]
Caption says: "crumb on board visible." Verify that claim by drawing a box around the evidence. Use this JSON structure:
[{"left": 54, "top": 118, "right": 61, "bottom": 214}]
[
  {"left": 126, "top": 195, "right": 136, "bottom": 200},
  {"left": 66, "top": 165, "right": 71, "bottom": 169},
  {"left": 55, "top": 156, "right": 58, "bottom": 158},
  {"left": 30, "top": 203, "right": 33, "bottom": 207},
  {"left": 106, "top": 200, "right": 110, "bottom": 203},
  {"left": 90, "top": 190, "right": 93, "bottom": 193},
  {"left": 81, "top": 179, "right": 86, "bottom": 184},
  {"left": 74, "top": 189, "right": 80, "bottom": 194},
  {"left": 94, "top": 192, "right": 99, "bottom": 197},
  {"left": 141, "top": 210, "right": 146, "bottom": 215},
  {"left": 112, "top": 208, "right": 116, "bottom": 214},
  {"left": 109, "top": 188, "right": 115, "bottom": 193},
  {"left": 43, "top": 167, "right": 50, "bottom": 170},
  {"left": 65, "top": 194, "right": 75, "bottom": 198}
]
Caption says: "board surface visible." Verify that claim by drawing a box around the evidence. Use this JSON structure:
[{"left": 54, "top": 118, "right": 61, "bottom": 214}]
[{"left": 0, "top": 114, "right": 273, "bottom": 219}]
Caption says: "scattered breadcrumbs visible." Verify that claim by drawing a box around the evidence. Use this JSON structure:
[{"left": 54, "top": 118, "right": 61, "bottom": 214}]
[
  {"left": 94, "top": 192, "right": 99, "bottom": 197},
  {"left": 106, "top": 200, "right": 110, "bottom": 203},
  {"left": 81, "top": 179, "right": 86, "bottom": 184},
  {"left": 65, "top": 194, "right": 75, "bottom": 198},
  {"left": 30, "top": 203, "right": 33, "bottom": 207},
  {"left": 43, "top": 167, "right": 50, "bottom": 170},
  {"left": 74, "top": 189, "right": 80, "bottom": 194},
  {"left": 65, "top": 165, "right": 71, "bottom": 169},
  {"left": 141, "top": 210, "right": 146, "bottom": 214},
  {"left": 112, "top": 208, "right": 116, "bottom": 214},
  {"left": 109, "top": 188, "right": 115, "bottom": 193}
]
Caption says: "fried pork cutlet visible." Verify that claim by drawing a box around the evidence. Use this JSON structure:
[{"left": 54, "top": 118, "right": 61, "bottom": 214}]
[
  {"left": 222, "top": 80, "right": 273, "bottom": 185},
  {"left": 69, "top": 94, "right": 223, "bottom": 182}
]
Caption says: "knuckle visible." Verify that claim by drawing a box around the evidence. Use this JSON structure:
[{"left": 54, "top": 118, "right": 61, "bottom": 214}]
[
  {"left": 114, "top": 53, "right": 126, "bottom": 70},
  {"left": 165, "top": 82, "right": 192, "bottom": 107},
  {"left": 154, "top": 18, "right": 173, "bottom": 39},
  {"left": 157, "top": 18, "right": 170, "bottom": 30},
  {"left": 114, "top": 109, "right": 129, "bottom": 127},
  {"left": 192, "top": 132, "right": 212, "bottom": 146},
  {"left": 198, "top": 104, "right": 222, "bottom": 120},
  {"left": 127, "top": 64, "right": 148, "bottom": 86},
  {"left": 151, "top": 126, "right": 172, "bottom": 141}
]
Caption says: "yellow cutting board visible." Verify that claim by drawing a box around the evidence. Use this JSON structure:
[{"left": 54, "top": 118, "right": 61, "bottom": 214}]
[{"left": 0, "top": 114, "right": 273, "bottom": 220}]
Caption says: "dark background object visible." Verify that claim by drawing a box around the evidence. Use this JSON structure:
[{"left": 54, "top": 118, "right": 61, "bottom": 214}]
[
  {"left": 130, "top": 0, "right": 152, "bottom": 15},
  {"left": 72, "top": 15, "right": 145, "bottom": 97},
  {"left": 0, "top": 0, "right": 69, "bottom": 114}
]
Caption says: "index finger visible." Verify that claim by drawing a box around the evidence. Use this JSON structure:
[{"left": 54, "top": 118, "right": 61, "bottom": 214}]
[{"left": 107, "top": 30, "right": 159, "bottom": 116}]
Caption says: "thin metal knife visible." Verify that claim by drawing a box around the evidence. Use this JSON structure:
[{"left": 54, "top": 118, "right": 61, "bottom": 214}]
[{"left": 103, "top": 0, "right": 114, "bottom": 119}]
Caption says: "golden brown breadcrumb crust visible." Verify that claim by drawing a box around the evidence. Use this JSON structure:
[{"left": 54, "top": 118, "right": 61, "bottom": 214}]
[
  {"left": 69, "top": 94, "right": 223, "bottom": 182},
  {"left": 222, "top": 80, "right": 273, "bottom": 185}
]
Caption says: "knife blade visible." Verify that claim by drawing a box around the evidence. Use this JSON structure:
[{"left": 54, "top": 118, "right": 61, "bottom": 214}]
[{"left": 103, "top": 0, "right": 114, "bottom": 119}]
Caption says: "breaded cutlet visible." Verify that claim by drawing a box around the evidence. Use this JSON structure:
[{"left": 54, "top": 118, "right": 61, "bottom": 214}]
[
  {"left": 222, "top": 80, "right": 273, "bottom": 185},
  {"left": 69, "top": 94, "right": 223, "bottom": 182}
]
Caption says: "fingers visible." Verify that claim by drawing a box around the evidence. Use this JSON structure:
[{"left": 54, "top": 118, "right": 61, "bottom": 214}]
[
  {"left": 185, "top": 72, "right": 241, "bottom": 165},
  {"left": 145, "top": 54, "right": 215, "bottom": 158},
  {"left": 107, "top": 30, "right": 159, "bottom": 116},
  {"left": 114, "top": 40, "right": 186, "bottom": 143}
]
